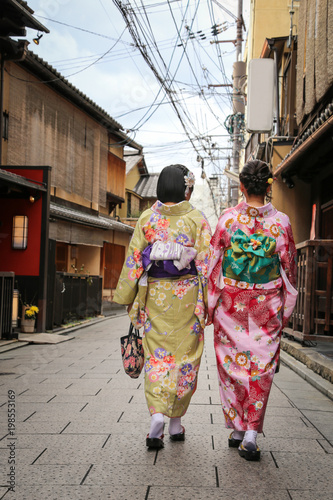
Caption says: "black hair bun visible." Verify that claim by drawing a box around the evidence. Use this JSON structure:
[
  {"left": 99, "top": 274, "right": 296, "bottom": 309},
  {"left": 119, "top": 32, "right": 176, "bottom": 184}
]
[{"left": 239, "top": 160, "right": 272, "bottom": 197}]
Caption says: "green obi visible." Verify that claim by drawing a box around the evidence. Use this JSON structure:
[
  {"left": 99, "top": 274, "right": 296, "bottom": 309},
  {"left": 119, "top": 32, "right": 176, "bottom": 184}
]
[{"left": 223, "top": 229, "right": 280, "bottom": 284}]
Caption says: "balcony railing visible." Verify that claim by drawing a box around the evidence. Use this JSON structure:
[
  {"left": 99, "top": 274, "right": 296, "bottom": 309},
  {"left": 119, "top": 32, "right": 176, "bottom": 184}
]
[{"left": 285, "top": 240, "right": 333, "bottom": 342}]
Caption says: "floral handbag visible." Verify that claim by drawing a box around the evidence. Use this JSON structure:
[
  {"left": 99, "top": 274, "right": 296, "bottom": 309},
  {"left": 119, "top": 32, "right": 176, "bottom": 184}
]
[{"left": 120, "top": 323, "right": 144, "bottom": 378}]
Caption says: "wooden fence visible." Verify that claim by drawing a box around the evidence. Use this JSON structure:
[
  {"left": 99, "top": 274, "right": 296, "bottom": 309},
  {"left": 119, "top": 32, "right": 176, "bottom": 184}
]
[{"left": 285, "top": 239, "right": 333, "bottom": 342}]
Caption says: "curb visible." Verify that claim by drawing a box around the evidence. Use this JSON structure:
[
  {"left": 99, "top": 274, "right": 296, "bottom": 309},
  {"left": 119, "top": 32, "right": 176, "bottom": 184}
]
[
  {"left": 280, "top": 350, "right": 333, "bottom": 401},
  {"left": 52, "top": 312, "right": 128, "bottom": 336},
  {"left": 281, "top": 337, "right": 333, "bottom": 384},
  {"left": 0, "top": 340, "right": 30, "bottom": 354},
  {"left": 0, "top": 312, "right": 128, "bottom": 354}
]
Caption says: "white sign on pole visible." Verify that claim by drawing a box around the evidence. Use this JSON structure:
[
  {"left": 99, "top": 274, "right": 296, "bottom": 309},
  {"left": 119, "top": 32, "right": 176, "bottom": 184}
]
[{"left": 246, "top": 59, "right": 275, "bottom": 133}]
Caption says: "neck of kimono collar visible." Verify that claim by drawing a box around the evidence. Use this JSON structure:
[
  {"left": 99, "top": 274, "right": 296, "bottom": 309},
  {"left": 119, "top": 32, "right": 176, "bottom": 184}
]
[
  {"left": 151, "top": 200, "right": 194, "bottom": 216},
  {"left": 236, "top": 201, "right": 277, "bottom": 218}
]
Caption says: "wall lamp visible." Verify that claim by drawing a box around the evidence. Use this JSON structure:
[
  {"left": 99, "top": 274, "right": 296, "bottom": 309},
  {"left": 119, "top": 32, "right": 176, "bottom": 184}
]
[
  {"left": 12, "top": 215, "right": 28, "bottom": 250},
  {"left": 33, "top": 33, "right": 43, "bottom": 45}
]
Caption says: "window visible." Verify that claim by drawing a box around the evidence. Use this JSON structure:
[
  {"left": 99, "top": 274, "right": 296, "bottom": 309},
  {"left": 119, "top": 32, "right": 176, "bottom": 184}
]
[
  {"left": 56, "top": 243, "right": 68, "bottom": 272},
  {"left": 12, "top": 216, "right": 28, "bottom": 250}
]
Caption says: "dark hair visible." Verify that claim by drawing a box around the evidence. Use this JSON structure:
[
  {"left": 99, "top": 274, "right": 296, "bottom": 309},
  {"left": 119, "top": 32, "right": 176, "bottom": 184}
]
[
  {"left": 157, "top": 164, "right": 191, "bottom": 203},
  {"left": 239, "top": 160, "right": 273, "bottom": 199}
]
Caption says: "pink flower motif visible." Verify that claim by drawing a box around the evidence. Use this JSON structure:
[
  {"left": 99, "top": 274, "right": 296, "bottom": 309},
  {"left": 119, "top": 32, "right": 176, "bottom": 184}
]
[
  {"left": 185, "top": 371, "right": 196, "bottom": 383},
  {"left": 149, "top": 372, "right": 159, "bottom": 382},
  {"left": 128, "top": 269, "right": 137, "bottom": 280},
  {"left": 174, "top": 286, "right": 187, "bottom": 299},
  {"left": 133, "top": 249, "right": 141, "bottom": 262},
  {"left": 177, "top": 387, "right": 186, "bottom": 399},
  {"left": 157, "top": 218, "right": 170, "bottom": 229},
  {"left": 230, "top": 362, "right": 241, "bottom": 373},
  {"left": 145, "top": 228, "right": 156, "bottom": 242}
]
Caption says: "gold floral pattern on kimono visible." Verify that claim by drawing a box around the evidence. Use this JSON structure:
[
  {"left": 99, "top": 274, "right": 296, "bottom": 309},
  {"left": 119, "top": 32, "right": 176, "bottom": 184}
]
[{"left": 114, "top": 200, "right": 211, "bottom": 418}]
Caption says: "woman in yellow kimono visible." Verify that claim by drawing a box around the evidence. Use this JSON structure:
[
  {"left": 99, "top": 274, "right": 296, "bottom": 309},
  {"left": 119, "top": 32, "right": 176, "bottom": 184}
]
[{"left": 114, "top": 165, "right": 211, "bottom": 449}]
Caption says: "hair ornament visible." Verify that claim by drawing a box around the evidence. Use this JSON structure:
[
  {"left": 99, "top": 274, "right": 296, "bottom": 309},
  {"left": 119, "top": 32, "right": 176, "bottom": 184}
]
[
  {"left": 267, "top": 177, "right": 274, "bottom": 184},
  {"left": 184, "top": 171, "right": 195, "bottom": 195}
]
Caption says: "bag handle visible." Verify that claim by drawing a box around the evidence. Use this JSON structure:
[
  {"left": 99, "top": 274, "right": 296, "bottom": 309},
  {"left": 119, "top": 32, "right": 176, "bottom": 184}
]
[{"left": 128, "top": 323, "right": 141, "bottom": 338}]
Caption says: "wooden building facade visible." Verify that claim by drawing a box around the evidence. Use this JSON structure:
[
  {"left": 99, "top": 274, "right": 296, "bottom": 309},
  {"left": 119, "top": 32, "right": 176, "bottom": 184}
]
[
  {"left": 0, "top": 49, "right": 142, "bottom": 333},
  {"left": 245, "top": 0, "right": 333, "bottom": 342}
]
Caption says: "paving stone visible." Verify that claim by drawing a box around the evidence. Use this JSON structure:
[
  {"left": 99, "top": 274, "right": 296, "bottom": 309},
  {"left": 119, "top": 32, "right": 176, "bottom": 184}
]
[
  {"left": 280, "top": 388, "right": 333, "bottom": 400},
  {"left": 0, "top": 487, "right": 9, "bottom": 498},
  {"left": 85, "top": 463, "right": 216, "bottom": 486},
  {"left": 42, "top": 394, "right": 100, "bottom": 403},
  {"left": 13, "top": 485, "right": 148, "bottom": 500},
  {"left": 256, "top": 437, "right": 325, "bottom": 454},
  {"left": 283, "top": 397, "right": 333, "bottom": 411},
  {"left": 15, "top": 420, "right": 71, "bottom": 434},
  {"left": 289, "top": 490, "right": 333, "bottom": 500},
  {"left": 272, "top": 452, "right": 333, "bottom": 489},
  {"left": 0, "top": 447, "right": 47, "bottom": 465},
  {"left": 16, "top": 394, "right": 58, "bottom": 403},
  {"left": 148, "top": 486, "right": 291, "bottom": 500},
  {"left": 317, "top": 439, "right": 333, "bottom": 454},
  {"left": 62, "top": 419, "right": 139, "bottom": 434},
  {"left": 9, "top": 433, "right": 107, "bottom": 449},
  {"left": 190, "top": 390, "right": 221, "bottom": 405},
  {"left": 14, "top": 464, "right": 90, "bottom": 486},
  {"left": 215, "top": 457, "right": 285, "bottom": 489},
  {"left": 261, "top": 422, "right": 321, "bottom": 439},
  {"left": 1, "top": 315, "right": 333, "bottom": 499},
  {"left": 265, "top": 406, "right": 302, "bottom": 417},
  {"left": 36, "top": 434, "right": 156, "bottom": 466}
]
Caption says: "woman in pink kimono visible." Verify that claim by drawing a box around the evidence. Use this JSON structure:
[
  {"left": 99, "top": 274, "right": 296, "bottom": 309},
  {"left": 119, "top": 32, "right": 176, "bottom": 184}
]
[{"left": 207, "top": 160, "right": 297, "bottom": 461}]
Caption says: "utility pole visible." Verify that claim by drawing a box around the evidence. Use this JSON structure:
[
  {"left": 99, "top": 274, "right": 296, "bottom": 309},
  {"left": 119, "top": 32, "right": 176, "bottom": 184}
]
[{"left": 230, "top": 0, "right": 245, "bottom": 206}]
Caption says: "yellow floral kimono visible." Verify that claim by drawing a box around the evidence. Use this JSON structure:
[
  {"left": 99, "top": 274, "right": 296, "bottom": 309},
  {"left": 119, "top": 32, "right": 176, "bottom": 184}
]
[{"left": 114, "top": 200, "right": 211, "bottom": 417}]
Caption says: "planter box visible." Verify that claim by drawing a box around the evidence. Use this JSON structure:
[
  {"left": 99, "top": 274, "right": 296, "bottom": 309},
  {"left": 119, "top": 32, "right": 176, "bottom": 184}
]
[{"left": 21, "top": 318, "right": 35, "bottom": 333}]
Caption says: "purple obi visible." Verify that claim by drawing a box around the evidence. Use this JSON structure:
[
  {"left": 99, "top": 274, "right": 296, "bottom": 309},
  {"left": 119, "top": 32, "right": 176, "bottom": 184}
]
[{"left": 142, "top": 244, "right": 197, "bottom": 278}]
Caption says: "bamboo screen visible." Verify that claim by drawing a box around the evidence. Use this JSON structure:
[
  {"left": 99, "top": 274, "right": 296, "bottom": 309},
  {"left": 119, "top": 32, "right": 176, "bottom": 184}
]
[
  {"left": 296, "top": 0, "right": 333, "bottom": 123},
  {"left": 7, "top": 63, "right": 109, "bottom": 208}
]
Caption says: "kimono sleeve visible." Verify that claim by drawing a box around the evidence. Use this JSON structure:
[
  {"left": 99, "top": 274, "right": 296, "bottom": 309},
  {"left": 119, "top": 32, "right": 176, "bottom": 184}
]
[
  {"left": 113, "top": 217, "right": 148, "bottom": 306},
  {"left": 207, "top": 217, "right": 225, "bottom": 324},
  {"left": 193, "top": 213, "right": 212, "bottom": 309},
  {"left": 280, "top": 217, "right": 297, "bottom": 288}
]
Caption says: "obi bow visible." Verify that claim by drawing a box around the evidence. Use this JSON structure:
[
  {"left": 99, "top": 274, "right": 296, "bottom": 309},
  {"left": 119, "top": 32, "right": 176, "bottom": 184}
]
[
  {"left": 142, "top": 241, "right": 197, "bottom": 274},
  {"left": 228, "top": 229, "right": 277, "bottom": 277},
  {"left": 150, "top": 241, "right": 197, "bottom": 270}
]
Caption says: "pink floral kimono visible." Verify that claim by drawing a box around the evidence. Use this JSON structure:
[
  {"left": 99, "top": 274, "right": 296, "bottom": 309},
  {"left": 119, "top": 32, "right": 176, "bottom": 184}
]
[{"left": 207, "top": 201, "right": 297, "bottom": 432}]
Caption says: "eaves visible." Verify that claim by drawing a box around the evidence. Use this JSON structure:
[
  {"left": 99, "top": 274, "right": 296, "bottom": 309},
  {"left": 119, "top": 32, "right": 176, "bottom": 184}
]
[
  {"left": 50, "top": 202, "right": 133, "bottom": 233},
  {"left": 275, "top": 100, "right": 333, "bottom": 179}
]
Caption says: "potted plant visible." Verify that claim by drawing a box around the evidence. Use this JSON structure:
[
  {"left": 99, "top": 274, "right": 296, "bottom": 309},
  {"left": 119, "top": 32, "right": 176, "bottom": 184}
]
[{"left": 21, "top": 305, "right": 39, "bottom": 333}]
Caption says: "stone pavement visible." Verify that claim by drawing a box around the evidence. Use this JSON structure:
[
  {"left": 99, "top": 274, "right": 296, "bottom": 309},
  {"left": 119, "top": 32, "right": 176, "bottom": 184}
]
[{"left": 1, "top": 314, "right": 333, "bottom": 500}]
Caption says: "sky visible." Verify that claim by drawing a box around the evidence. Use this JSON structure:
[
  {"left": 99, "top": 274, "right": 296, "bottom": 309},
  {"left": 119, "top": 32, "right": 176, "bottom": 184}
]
[{"left": 24, "top": 0, "right": 250, "bottom": 198}]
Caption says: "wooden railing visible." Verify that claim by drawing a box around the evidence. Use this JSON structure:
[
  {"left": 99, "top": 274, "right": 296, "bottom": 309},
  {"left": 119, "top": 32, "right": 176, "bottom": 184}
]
[{"left": 285, "top": 240, "right": 333, "bottom": 342}]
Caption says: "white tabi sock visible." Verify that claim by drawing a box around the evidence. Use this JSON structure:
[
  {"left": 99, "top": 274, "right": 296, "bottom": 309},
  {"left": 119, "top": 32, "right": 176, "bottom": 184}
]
[
  {"left": 169, "top": 417, "right": 182, "bottom": 436},
  {"left": 232, "top": 430, "right": 245, "bottom": 440},
  {"left": 149, "top": 413, "right": 164, "bottom": 439},
  {"left": 242, "top": 430, "right": 258, "bottom": 451}
]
